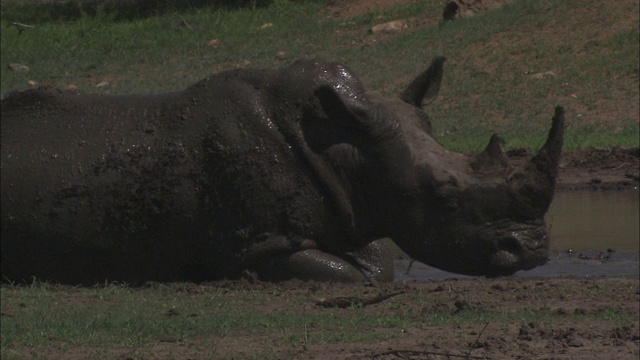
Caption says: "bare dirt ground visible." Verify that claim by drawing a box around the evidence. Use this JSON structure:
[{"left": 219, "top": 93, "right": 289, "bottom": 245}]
[
  {"left": 9, "top": 277, "right": 638, "bottom": 360},
  {"left": 521, "top": 147, "right": 639, "bottom": 190},
  {"left": 265, "top": 278, "right": 640, "bottom": 360}
]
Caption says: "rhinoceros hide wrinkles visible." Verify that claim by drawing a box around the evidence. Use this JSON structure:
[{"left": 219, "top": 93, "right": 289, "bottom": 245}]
[{"left": 0, "top": 58, "right": 564, "bottom": 284}]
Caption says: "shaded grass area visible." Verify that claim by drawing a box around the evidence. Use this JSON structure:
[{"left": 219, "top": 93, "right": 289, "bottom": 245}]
[
  {"left": 0, "top": 0, "right": 276, "bottom": 23},
  {"left": 1, "top": 0, "right": 638, "bottom": 153},
  {"left": 1, "top": 281, "right": 636, "bottom": 358}
]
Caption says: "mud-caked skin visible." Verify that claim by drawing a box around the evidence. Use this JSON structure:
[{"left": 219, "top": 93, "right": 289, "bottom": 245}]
[{"left": 0, "top": 57, "right": 565, "bottom": 284}]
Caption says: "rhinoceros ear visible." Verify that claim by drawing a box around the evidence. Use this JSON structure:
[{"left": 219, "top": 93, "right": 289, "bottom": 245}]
[
  {"left": 302, "top": 85, "right": 373, "bottom": 151},
  {"left": 400, "top": 56, "right": 446, "bottom": 108},
  {"left": 314, "top": 85, "right": 370, "bottom": 125}
]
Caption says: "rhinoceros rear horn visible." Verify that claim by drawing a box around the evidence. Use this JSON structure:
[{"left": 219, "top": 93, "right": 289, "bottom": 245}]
[
  {"left": 509, "top": 107, "right": 565, "bottom": 217},
  {"left": 400, "top": 56, "right": 446, "bottom": 108}
]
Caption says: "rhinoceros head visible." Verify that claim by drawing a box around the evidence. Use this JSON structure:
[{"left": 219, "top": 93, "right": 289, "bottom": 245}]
[
  {"left": 313, "top": 57, "right": 564, "bottom": 277},
  {"left": 408, "top": 107, "right": 564, "bottom": 277}
]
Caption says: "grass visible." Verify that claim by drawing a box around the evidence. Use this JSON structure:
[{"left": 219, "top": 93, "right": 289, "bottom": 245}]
[
  {"left": 1, "top": 281, "right": 636, "bottom": 357},
  {"left": 1, "top": 0, "right": 638, "bottom": 153}
]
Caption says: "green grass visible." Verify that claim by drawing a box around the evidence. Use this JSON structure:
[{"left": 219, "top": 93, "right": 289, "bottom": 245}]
[
  {"left": 1, "top": 282, "right": 635, "bottom": 355},
  {"left": 1, "top": 0, "right": 638, "bottom": 152}
]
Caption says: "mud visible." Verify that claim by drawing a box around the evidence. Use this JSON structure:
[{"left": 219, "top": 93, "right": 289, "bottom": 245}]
[
  {"left": 397, "top": 251, "right": 640, "bottom": 281},
  {"left": 284, "top": 278, "right": 640, "bottom": 360},
  {"left": 510, "top": 147, "right": 639, "bottom": 191}
]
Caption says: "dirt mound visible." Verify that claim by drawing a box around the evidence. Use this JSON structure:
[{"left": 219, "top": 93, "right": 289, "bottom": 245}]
[
  {"left": 558, "top": 147, "right": 639, "bottom": 190},
  {"left": 328, "top": 0, "right": 513, "bottom": 19},
  {"left": 446, "top": 0, "right": 515, "bottom": 19},
  {"left": 506, "top": 147, "right": 639, "bottom": 190}
]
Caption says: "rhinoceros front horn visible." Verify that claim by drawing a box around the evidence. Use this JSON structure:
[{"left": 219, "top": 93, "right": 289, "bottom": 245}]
[
  {"left": 509, "top": 107, "right": 565, "bottom": 218},
  {"left": 531, "top": 106, "right": 565, "bottom": 179}
]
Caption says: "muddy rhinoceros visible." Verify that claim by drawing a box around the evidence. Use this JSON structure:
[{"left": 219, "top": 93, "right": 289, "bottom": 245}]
[{"left": 0, "top": 57, "right": 564, "bottom": 284}]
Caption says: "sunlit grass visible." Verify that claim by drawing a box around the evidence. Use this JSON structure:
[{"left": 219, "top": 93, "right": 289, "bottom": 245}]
[
  {"left": 0, "top": 0, "right": 637, "bottom": 151},
  {"left": 1, "top": 281, "right": 635, "bottom": 355}
]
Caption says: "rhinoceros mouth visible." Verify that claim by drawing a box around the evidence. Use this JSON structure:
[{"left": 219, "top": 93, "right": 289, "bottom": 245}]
[
  {"left": 478, "top": 220, "right": 549, "bottom": 276},
  {"left": 492, "top": 245, "right": 547, "bottom": 275}
]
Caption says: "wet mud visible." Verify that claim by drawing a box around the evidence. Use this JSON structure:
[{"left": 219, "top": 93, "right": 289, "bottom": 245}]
[{"left": 397, "top": 250, "right": 639, "bottom": 282}]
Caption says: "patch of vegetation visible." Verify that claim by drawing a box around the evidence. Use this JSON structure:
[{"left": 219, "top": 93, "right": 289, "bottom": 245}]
[
  {"left": 1, "top": 0, "right": 637, "bottom": 152},
  {"left": 1, "top": 281, "right": 636, "bottom": 358}
]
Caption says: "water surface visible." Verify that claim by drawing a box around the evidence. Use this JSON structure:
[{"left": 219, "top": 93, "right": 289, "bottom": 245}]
[{"left": 546, "top": 189, "right": 639, "bottom": 252}]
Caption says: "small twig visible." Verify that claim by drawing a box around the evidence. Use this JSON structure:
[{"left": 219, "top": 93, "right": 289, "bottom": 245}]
[
  {"left": 375, "top": 349, "right": 490, "bottom": 359},
  {"left": 179, "top": 15, "right": 192, "bottom": 29},
  {"left": 315, "top": 291, "right": 404, "bottom": 308},
  {"left": 465, "top": 322, "right": 490, "bottom": 358}
]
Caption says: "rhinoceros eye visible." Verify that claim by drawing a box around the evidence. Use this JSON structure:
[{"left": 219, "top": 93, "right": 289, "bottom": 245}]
[
  {"left": 415, "top": 109, "right": 433, "bottom": 135},
  {"left": 446, "top": 197, "right": 460, "bottom": 210}
]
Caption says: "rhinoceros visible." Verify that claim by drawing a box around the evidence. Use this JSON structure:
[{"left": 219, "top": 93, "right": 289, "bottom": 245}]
[{"left": 0, "top": 57, "right": 564, "bottom": 284}]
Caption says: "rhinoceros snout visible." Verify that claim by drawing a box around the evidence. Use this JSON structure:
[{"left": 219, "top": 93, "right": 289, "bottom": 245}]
[
  {"left": 488, "top": 228, "right": 550, "bottom": 276},
  {"left": 496, "top": 236, "right": 525, "bottom": 255}
]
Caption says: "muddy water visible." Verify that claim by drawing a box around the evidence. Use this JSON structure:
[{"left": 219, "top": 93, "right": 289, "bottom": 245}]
[
  {"left": 397, "top": 190, "right": 640, "bottom": 281},
  {"left": 546, "top": 190, "right": 639, "bottom": 252}
]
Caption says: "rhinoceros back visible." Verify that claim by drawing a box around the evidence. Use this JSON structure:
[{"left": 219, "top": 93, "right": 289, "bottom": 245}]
[
  {"left": 0, "top": 75, "right": 328, "bottom": 284},
  {"left": 1, "top": 86, "right": 213, "bottom": 283}
]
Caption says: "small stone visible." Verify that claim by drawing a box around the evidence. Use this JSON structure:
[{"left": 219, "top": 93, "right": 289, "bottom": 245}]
[
  {"left": 96, "top": 81, "right": 109, "bottom": 88},
  {"left": 9, "top": 22, "right": 34, "bottom": 33},
  {"left": 556, "top": 307, "right": 568, "bottom": 315},
  {"left": 258, "top": 23, "right": 273, "bottom": 29},
  {"left": 208, "top": 39, "right": 221, "bottom": 47},
  {"left": 368, "top": 20, "right": 408, "bottom": 34},
  {"left": 454, "top": 297, "right": 469, "bottom": 311},
  {"left": 158, "top": 335, "right": 181, "bottom": 343},
  {"left": 8, "top": 63, "right": 30, "bottom": 73},
  {"left": 529, "top": 71, "right": 556, "bottom": 79},
  {"left": 27, "top": 80, "right": 37, "bottom": 86}
]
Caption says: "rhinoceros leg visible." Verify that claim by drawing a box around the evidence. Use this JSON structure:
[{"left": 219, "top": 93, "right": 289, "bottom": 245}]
[
  {"left": 243, "top": 236, "right": 394, "bottom": 282},
  {"left": 282, "top": 250, "right": 369, "bottom": 282},
  {"left": 345, "top": 239, "right": 395, "bottom": 282},
  {"left": 283, "top": 239, "right": 395, "bottom": 283}
]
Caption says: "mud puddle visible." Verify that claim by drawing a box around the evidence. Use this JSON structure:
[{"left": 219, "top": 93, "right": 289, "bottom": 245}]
[
  {"left": 397, "top": 189, "right": 640, "bottom": 281},
  {"left": 547, "top": 189, "right": 639, "bottom": 252}
]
